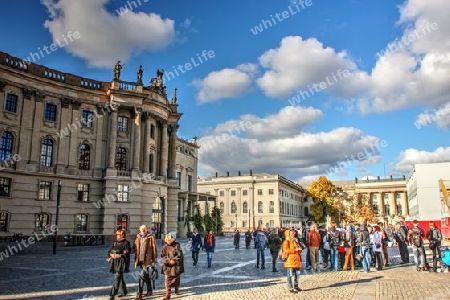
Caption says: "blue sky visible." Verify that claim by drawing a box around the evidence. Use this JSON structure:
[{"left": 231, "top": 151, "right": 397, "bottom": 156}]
[{"left": 1, "top": 0, "right": 449, "bottom": 182}]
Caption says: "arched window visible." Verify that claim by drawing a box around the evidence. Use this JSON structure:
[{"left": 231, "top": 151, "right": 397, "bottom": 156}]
[
  {"left": 243, "top": 202, "right": 248, "bottom": 214},
  {"left": 0, "top": 132, "right": 13, "bottom": 161},
  {"left": 115, "top": 147, "right": 127, "bottom": 171},
  {"left": 219, "top": 202, "right": 224, "bottom": 214},
  {"left": 269, "top": 201, "right": 274, "bottom": 213},
  {"left": 231, "top": 201, "right": 237, "bottom": 214},
  {"left": 258, "top": 201, "right": 263, "bottom": 213},
  {"left": 78, "top": 143, "right": 90, "bottom": 170},
  {"left": 40, "top": 138, "right": 53, "bottom": 167},
  {"left": 116, "top": 214, "right": 129, "bottom": 231},
  {"left": 304, "top": 207, "right": 309, "bottom": 217}
]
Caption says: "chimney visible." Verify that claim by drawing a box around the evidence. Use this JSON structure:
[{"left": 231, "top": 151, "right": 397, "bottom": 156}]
[
  {"left": 250, "top": 169, "right": 253, "bottom": 176},
  {"left": 227, "top": 171, "right": 229, "bottom": 177},
  {"left": 215, "top": 172, "right": 218, "bottom": 177},
  {"left": 355, "top": 177, "right": 358, "bottom": 183},
  {"left": 238, "top": 171, "right": 241, "bottom": 176}
]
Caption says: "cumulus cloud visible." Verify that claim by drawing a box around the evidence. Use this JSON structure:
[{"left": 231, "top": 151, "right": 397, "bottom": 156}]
[
  {"left": 414, "top": 102, "right": 450, "bottom": 129},
  {"left": 41, "top": 0, "right": 175, "bottom": 68},
  {"left": 256, "top": 36, "right": 358, "bottom": 98},
  {"left": 192, "top": 64, "right": 257, "bottom": 104},
  {"left": 197, "top": 107, "right": 385, "bottom": 180},
  {"left": 390, "top": 146, "right": 450, "bottom": 173}
]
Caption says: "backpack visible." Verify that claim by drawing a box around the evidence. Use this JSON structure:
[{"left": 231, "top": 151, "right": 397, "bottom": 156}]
[
  {"left": 329, "top": 229, "right": 341, "bottom": 247},
  {"left": 411, "top": 229, "right": 423, "bottom": 247}
]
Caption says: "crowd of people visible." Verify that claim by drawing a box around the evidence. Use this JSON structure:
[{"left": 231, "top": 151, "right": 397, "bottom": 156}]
[
  {"left": 106, "top": 220, "right": 447, "bottom": 298},
  {"left": 231, "top": 219, "right": 447, "bottom": 294}
]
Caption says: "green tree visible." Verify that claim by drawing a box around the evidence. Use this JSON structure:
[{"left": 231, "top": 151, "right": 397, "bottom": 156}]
[
  {"left": 192, "top": 204, "right": 204, "bottom": 233},
  {"left": 307, "top": 176, "right": 338, "bottom": 223},
  {"left": 210, "top": 206, "right": 223, "bottom": 235}
]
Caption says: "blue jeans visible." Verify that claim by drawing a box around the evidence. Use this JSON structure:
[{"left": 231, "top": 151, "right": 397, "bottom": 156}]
[
  {"left": 330, "top": 247, "right": 339, "bottom": 270},
  {"left": 286, "top": 268, "right": 301, "bottom": 290},
  {"left": 361, "top": 246, "right": 371, "bottom": 272},
  {"left": 207, "top": 251, "right": 213, "bottom": 267},
  {"left": 256, "top": 248, "right": 265, "bottom": 267}
]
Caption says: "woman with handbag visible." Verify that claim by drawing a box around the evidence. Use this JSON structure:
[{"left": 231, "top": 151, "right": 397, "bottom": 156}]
[
  {"left": 282, "top": 229, "right": 302, "bottom": 293},
  {"left": 108, "top": 229, "right": 131, "bottom": 300},
  {"left": 161, "top": 233, "right": 184, "bottom": 300}
]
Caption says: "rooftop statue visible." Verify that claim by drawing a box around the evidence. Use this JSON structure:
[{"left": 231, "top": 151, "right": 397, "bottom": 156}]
[
  {"left": 113, "top": 60, "right": 124, "bottom": 81},
  {"left": 171, "top": 88, "right": 178, "bottom": 104},
  {"left": 137, "top": 65, "right": 143, "bottom": 84}
]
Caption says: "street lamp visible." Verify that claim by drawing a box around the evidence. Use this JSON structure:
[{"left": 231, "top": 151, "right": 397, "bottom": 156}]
[{"left": 235, "top": 213, "right": 238, "bottom": 230}]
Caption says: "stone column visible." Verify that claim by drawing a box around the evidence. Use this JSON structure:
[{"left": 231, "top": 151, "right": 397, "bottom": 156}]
[
  {"left": 132, "top": 108, "right": 142, "bottom": 174},
  {"left": 159, "top": 121, "right": 168, "bottom": 177},
  {"left": 390, "top": 192, "right": 397, "bottom": 216},
  {"left": 143, "top": 112, "right": 152, "bottom": 173},
  {"left": 107, "top": 110, "right": 118, "bottom": 169},
  {"left": 93, "top": 105, "right": 105, "bottom": 177},
  {"left": 67, "top": 100, "right": 81, "bottom": 173},
  {"left": 56, "top": 98, "right": 71, "bottom": 173},
  {"left": 29, "top": 93, "right": 45, "bottom": 166},
  {"left": 379, "top": 192, "right": 385, "bottom": 217},
  {"left": 168, "top": 123, "right": 178, "bottom": 179},
  {"left": 17, "top": 89, "right": 36, "bottom": 171},
  {"left": 401, "top": 192, "right": 409, "bottom": 216}
]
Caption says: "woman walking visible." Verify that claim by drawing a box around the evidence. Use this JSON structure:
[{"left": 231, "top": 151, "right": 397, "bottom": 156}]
[
  {"left": 108, "top": 229, "right": 131, "bottom": 300},
  {"left": 343, "top": 224, "right": 355, "bottom": 271},
  {"left": 203, "top": 230, "right": 216, "bottom": 268},
  {"left": 283, "top": 229, "right": 302, "bottom": 293},
  {"left": 161, "top": 233, "right": 184, "bottom": 300},
  {"left": 373, "top": 226, "right": 384, "bottom": 271}
]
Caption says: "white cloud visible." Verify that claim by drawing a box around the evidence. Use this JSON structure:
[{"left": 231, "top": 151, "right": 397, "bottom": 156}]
[
  {"left": 414, "top": 102, "right": 450, "bottom": 129},
  {"left": 198, "top": 107, "right": 384, "bottom": 180},
  {"left": 192, "top": 66, "right": 255, "bottom": 104},
  {"left": 41, "top": 0, "right": 175, "bottom": 68},
  {"left": 256, "top": 36, "right": 358, "bottom": 98},
  {"left": 390, "top": 146, "right": 450, "bottom": 173}
]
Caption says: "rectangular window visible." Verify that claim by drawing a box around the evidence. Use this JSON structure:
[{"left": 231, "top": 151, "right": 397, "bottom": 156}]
[
  {"left": 269, "top": 220, "right": 274, "bottom": 228},
  {"left": 81, "top": 110, "right": 94, "bottom": 128},
  {"left": 5, "top": 93, "right": 17, "bottom": 113},
  {"left": 257, "top": 189, "right": 262, "bottom": 195},
  {"left": 0, "top": 212, "right": 10, "bottom": 232},
  {"left": 117, "top": 116, "right": 128, "bottom": 132},
  {"left": 44, "top": 103, "right": 57, "bottom": 121},
  {"left": 219, "top": 191, "right": 224, "bottom": 197},
  {"left": 231, "top": 190, "right": 236, "bottom": 196},
  {"left": 38, "top": 181, "right": 52, "bottom": 200},
  {"left": 150, "top": 124, "right": 155, "bottom": 139},
  {"left": 77, "top": 183, "right": 90, "bottom": 202},
  {"left": 242, "top": 220, "right": 247, "bottom": 228},
  {"left": 268, "top": 189, "right": 274, "bottom": 195},
  {"left": 242, "top": 190, "right": 247, "bottom": 196},
  {"left": 117, "top": 184, "right": 129, "bottom": 202},
  {"left": 176, "top": 172, "right": 181, "bottom": 187},
  {"left": 35, "top": 213, "right": 50, "bottom": 231},
  {"left": 75, "top": 214, "right": 88, "bottom": 232},
  {"left": 0, "top": 177, "right": 11, "bottom": 197},
  {"left": 186, "top": 175, "right": 193, "bottom": 192}
]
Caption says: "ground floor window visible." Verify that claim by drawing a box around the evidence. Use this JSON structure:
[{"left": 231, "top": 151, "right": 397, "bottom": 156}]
[
  {"left": 0, "top": 211, "right": 10, "bottom": 232},
  {"left": 75, "top": 214, "right": 88, "bottom": 232},
  {"left": 116, "top": 214, "right": 128, "bottom": 231},
  {"left": 35, "top": 213, "right": 51, "bottom": 231}
]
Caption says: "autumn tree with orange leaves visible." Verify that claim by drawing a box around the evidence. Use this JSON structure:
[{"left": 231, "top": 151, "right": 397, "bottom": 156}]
[{"left": 307, "top": 176, "right": 340, "bottom": 223}]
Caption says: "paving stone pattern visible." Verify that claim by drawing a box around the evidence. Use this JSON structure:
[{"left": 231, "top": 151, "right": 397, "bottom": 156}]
[{"left": 0, "top": 238, "right": 449, "bottom": 299}]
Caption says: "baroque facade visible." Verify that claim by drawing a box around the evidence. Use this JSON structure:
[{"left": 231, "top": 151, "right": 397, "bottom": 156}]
[
  {"left": 0, "top": 51, "right": 199, "bottom": 239},
  {"left": 197, "top": 173, "right": 307, "bottom": 231}
]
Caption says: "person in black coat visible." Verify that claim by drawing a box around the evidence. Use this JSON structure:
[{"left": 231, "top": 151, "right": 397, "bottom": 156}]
[{"left": 108, "top": 229, "right": 131, "bottom": 299}]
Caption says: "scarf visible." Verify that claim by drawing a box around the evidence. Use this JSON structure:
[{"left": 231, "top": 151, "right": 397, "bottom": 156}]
[{"left": 207, "top": 233, "right": 213, "bottom": 247}]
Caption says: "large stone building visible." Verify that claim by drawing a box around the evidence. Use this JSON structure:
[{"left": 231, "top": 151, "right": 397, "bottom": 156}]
[
  {"left": 0, "top": 51, "right": 199, "bottom": 239},
  {"left": 197, "top": 173, "right": 307, "bottom": 231}
]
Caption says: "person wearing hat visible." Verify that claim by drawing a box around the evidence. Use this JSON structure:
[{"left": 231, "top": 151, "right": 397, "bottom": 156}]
[
  {"left": 161, "top": 233, "right": 184, "bottom": 300},
  {"left": 282, "top": 229, "right": 302, "bottom": 293}
]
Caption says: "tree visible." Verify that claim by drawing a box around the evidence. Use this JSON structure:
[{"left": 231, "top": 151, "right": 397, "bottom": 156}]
[
  {"left": 346, "top": 193, "right": 377, "bottom": 223},
  {"left": 210, "top": 206, "right": 223, "bottom": 235},
  {"left": 307, "top": 176, "right": 338, "bottom": 223},
  {"left": 192, "top": 204, "right": 204, "bottom": 233}
]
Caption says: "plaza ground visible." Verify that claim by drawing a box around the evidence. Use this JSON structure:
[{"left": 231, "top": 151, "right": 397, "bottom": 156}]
[{"left": 0, "top": 237, "right": 449, "bottom": 299}]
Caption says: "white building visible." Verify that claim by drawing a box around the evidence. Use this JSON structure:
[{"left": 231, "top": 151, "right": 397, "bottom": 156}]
[
  {"left": 406, "top": 162, "right": 450, "bottom": 221},
  {"left": 197, "top": 173, "right": 306, "bottom": 231}
]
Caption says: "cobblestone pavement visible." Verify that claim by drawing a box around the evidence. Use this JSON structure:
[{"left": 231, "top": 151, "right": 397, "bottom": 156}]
[{"left": 0, "top": 238, "right": 449, "bottom": 300}]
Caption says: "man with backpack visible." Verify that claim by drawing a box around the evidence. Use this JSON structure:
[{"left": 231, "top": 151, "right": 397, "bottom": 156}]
[
  {"left": 426, "top": 221, "right": 442, "bottom": 272},
  {"left": 393, "top": 221, "right": 409, "bottom": 264},
  {"left": 408, "top": 220, "right": 426, "bottom": 271},
  {"left": 268, "top": 228, "right": 282, "bottom": 272},
  {"left": 326, "top": 221, "right": 342, "bottom": 271},
  {"left": 255, "top": 228, "right": 268, "bottom": 269}
]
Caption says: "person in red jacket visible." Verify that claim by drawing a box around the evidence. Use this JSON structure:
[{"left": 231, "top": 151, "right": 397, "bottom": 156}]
[
  {"left": 283, "top": 229, "right": 302, "bottom": 293},
  {"left": 307, "top": 223, "right": 321, "bottom": 272}
]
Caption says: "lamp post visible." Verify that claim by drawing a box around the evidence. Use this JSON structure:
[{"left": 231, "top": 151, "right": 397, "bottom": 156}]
[{"left": 235, "top": 213, "right": 238, "bottom": 230}]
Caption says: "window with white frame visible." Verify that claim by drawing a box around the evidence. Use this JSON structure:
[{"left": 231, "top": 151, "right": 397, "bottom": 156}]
[
  {"left": 75, "top": 213, "right": 88, "bottom": 232},
  {"left": 0, "top": 177, "right": 11, "bottom": 197},
  {"left": 38, "top": 181, "right": 52, "bottom": 200},
  {"left": 117, "top": 184, "right": 129, "bottom": 202},
  {"left": 77, "top": 183, "right": 90, "bottom": 202}
]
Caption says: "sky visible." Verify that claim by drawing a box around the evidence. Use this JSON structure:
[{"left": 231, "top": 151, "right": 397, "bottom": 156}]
[{"left": 0, "top": 0, "right": 449, "bottom": 183}]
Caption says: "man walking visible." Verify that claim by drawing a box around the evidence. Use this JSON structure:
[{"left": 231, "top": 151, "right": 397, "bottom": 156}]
[
  {"left": 307, "top": 223, "right": 321, "bottom": 272},
  {"left": 133, "top": 224, "right": 158, "bottom": 299},
  {"left": 190, "top": 228, "right": 202, "bottom": 266}
]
